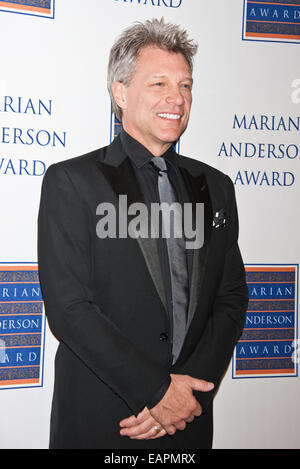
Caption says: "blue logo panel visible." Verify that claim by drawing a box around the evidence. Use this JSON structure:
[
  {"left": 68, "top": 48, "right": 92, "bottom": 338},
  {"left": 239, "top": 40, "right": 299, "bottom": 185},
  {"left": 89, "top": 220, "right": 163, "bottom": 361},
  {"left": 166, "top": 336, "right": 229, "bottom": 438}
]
[
  {"left": 243, "top": 0, "right": 300, "bottom": 44},
  {"left": 0, "top": 0, "right": 55, "bottom": 19},
  {"left": 233, "top": 265, "right": 298, "bottom": 378},
  {"left": 0, "top": 264, "right": 46, "bottom": 389}
]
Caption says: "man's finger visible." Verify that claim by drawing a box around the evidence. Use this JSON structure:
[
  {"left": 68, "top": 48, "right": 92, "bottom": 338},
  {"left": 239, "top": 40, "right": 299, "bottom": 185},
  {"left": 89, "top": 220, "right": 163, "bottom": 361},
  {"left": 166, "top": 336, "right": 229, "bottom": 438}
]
[
  {"left": 120, "top": 420, "right": 152, "bottom": 437},
  {"left": 148, "top": 429, "right": 167, "bottom": 440},
  {"left": 164, "top": 424, "right": 177, "bottom": 436},
  {"left": 120, "top": 411, "right": 162, "bottom": 437},
  {"left": 119, "top": 415, "right": 137, "bottom": 427},
  {"left": 174, "top": 420, "right": 186, "bottom": 431},
  {"left": 191, "top": 402, "right": 202, "bottom": 417},
  {"left": 119, "top": 407, "right": 149, "bottom": 428},
  {"left": 189, "top": 378, "right": 214, "bottom": 392},
  {"left": 132, "top": 427, "right": 167, "bottom": 440},
  {"left": 186, "top": 414, "right": 195, "bottom": 423}
]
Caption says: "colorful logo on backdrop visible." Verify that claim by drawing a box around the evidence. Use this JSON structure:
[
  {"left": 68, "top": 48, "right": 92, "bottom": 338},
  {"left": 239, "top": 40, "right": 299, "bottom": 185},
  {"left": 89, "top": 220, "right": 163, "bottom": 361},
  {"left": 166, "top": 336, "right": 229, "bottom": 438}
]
[
  {"left": 112, "top": 0, "right": 183, "bottom": 7},
  {"left": 0, "top": 264, "right": 45, "bottom": 390},
  {"left": 110, "top": 109, "right": 181, "bottom": 153},
  {"left": 243, "top": 0, "right": 300, "bottom": 43},
  {"left": 233, "top": 265, "right": 298, "bottom": 378},
  {"left": 0, "top": 0, "right": 55, "bottom": 19}
]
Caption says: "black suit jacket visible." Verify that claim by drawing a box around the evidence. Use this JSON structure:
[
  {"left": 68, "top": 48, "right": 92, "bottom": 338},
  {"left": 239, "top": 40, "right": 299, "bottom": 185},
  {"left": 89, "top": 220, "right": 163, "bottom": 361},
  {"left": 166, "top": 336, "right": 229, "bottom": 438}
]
[{"left": 38, "top": 135, "right": 248, "bottom": 449}]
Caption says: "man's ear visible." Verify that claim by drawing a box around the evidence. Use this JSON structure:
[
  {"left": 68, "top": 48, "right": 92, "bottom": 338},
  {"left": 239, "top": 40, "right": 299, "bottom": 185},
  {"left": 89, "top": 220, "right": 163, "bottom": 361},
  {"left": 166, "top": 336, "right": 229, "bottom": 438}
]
[{"left": 112, "top": 82, "right": 127, "bottom": 112}]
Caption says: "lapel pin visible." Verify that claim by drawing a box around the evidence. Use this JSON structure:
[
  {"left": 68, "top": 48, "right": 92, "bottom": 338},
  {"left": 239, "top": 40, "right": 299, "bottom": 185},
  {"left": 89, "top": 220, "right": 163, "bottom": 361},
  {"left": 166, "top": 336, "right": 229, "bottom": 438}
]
[{"left": 213, "top": 208, "right": 226, "bottom": 228}]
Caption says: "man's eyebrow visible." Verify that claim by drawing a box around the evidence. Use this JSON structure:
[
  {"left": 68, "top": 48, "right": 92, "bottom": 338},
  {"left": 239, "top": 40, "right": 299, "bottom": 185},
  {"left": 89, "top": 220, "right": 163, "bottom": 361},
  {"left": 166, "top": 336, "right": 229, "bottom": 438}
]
[{"left": 151, "top": 75, "right": 193, "bottom": 82}]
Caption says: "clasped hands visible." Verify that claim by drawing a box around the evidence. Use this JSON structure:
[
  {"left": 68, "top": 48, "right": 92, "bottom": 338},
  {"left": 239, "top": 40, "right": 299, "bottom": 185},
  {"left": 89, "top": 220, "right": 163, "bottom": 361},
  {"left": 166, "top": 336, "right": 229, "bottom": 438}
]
[{"left": 119, "top": 373, "right": 214, "bottom": 440}]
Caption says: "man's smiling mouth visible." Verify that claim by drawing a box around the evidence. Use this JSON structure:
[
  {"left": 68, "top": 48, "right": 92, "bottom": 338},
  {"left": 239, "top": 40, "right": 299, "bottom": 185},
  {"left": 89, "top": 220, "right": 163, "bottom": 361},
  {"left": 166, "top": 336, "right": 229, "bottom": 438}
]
[{"left": 157, "top": 113, "right": 181, "bottom": 120}]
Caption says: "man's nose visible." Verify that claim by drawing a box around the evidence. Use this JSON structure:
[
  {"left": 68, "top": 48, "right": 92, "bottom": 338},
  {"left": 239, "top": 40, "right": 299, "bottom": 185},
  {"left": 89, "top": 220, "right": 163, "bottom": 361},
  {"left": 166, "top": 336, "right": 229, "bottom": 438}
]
[{"left": 166, "top": 86, "right": 184, "bottom": 105}]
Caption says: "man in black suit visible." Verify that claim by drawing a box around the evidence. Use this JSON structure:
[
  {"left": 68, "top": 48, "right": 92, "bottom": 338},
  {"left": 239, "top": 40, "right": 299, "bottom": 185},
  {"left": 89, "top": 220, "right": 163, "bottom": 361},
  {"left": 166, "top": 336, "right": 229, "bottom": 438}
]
[{"left": 38, "top": 18, "right": 248, "bottom": 449}]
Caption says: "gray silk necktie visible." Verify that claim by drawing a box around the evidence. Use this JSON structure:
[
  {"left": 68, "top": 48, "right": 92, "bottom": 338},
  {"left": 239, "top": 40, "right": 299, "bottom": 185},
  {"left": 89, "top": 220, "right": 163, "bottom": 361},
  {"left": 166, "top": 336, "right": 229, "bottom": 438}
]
[{"left": 151, "top": 156, "right": 189, "bottom": 364}]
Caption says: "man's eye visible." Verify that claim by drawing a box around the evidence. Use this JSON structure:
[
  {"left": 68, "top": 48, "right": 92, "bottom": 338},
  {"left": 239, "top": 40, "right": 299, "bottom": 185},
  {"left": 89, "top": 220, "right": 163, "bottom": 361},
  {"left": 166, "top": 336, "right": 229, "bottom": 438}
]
[{"left": 154, "top": 82, "right": 164, "bottom": 87}]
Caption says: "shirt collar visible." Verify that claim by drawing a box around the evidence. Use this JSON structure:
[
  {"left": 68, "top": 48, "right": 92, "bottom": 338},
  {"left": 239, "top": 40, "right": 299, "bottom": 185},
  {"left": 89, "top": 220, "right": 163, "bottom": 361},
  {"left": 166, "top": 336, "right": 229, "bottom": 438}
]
[{"left": 120, "top": 129, "right": 179, "bottom": 173}]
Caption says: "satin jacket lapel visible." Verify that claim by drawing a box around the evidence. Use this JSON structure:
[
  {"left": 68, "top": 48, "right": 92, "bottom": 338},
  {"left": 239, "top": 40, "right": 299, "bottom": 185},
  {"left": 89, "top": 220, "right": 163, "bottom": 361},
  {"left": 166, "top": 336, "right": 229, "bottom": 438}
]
[
  {"left": 178, "top": 165, "right": 213, "bottom": 331},
  {"left": 96, "top": 138, "right": 168, "bottom": 312}
]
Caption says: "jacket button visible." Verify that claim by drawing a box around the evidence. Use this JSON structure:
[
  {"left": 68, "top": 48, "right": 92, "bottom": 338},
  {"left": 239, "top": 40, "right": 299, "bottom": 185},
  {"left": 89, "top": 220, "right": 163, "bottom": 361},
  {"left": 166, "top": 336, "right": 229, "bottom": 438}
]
[{"left": 159, "top": 332, "right": 168, "bottom": 342}]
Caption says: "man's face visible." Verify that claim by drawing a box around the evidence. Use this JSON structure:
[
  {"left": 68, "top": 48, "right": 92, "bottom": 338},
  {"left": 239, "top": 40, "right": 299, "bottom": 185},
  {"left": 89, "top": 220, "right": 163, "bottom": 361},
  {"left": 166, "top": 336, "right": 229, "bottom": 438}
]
[{"left": 114, "top": 46, "right": 193, "bottom": 156}]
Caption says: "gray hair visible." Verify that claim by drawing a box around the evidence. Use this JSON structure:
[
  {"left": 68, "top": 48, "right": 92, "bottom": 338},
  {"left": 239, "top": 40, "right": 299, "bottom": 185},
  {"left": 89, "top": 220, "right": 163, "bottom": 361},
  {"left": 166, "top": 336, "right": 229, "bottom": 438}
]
[{"left": 107, "top": 17, "right": 198, "bottom": 122}]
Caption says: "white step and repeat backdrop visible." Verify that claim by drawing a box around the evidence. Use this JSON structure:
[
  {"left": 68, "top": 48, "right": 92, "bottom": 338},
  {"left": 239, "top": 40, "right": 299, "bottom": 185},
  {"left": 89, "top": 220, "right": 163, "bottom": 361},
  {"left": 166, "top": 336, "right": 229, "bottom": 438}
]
[{"left": 0, "top": 0, "right": 299, "bottom": 449}]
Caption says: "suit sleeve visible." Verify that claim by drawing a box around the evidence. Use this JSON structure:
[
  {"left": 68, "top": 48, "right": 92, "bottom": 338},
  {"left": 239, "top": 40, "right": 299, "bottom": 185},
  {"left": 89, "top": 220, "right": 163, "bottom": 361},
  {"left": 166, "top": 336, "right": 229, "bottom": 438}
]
[
  {"left": 172, "top": 176, "right": 248, "bottom": 412},
  {"left": 38, "top": 163, "right": 170, "bottom": 416}
]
